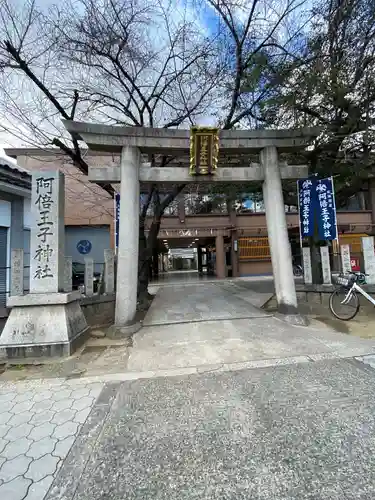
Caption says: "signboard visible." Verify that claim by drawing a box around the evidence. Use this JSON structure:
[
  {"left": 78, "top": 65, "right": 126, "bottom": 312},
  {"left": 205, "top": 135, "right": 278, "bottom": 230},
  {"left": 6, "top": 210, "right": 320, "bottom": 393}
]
[
  {"left": 189, "top": 126, "right": 219, "bottom": 175},
  {"left": 76, "top": 240, "right": 92, "bottom": 255},
  {"left": 298, "top": 179, "right": 315, "bottom": 237},
  {"left": 115, "top": 193, "right": 120, "bottom": 249},
  {"left": 350, "top": 257, "right": 360, "bottom": 272},
  {"left": 315, "top": 178, "right": 337, "bottom": 240},
  {"left": 297, "top": 177, "right": 337, "bottom": 241}
]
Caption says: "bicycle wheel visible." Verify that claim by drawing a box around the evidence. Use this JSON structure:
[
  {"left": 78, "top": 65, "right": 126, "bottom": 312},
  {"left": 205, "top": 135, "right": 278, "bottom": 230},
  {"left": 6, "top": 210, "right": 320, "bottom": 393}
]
[{"left": 329, "top": 288, "right": 360, "bottom": 321}]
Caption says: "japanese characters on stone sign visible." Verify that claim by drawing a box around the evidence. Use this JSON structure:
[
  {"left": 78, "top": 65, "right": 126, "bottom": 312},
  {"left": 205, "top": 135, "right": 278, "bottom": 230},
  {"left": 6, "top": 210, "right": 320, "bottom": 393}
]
[
  {"left": 298, "top": 177, "right": 337, "bottom": 241},
  {"left": 34, "top": 176, "right": 55, "bottom": 280}
]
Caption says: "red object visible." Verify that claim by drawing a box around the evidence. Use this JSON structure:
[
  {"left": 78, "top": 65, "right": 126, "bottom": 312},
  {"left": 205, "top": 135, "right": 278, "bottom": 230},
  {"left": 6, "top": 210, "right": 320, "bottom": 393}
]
[{"left": 350, "top": 257, "right": 360, "bottom": 272}]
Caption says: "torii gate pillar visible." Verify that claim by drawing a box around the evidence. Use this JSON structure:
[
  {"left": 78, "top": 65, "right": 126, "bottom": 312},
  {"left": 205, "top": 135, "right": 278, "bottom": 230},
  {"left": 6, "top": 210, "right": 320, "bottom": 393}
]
[
  {"left": 261, "top": 146, "right": 304, "bottom": 325},
  {"left": 110, "top": 146, "right": 142, "bottom": 336}
]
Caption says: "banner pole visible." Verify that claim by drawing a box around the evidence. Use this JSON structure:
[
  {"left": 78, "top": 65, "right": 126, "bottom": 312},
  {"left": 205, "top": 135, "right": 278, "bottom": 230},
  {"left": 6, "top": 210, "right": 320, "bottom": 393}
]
[
  {"left": 330, "top": 175, "right": 339, "bottom": 246},
  {"left": 114, "top": 194, "right": 117, "bottom": 252}
]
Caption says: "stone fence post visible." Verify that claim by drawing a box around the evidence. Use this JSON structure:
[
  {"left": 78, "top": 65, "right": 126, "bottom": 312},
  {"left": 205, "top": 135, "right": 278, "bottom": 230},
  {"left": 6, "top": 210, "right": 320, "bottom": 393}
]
[
  {"left": 302, "top": 247, "right": 312, "bottom": 284},
  {"left": 104, "top": 249, "right": 115, "bottom": 294},
  {"left": 10, "top": 249, "right": 24, "bottom": 296},
  {"left": 84, "top": 257, "right": 94, "bottom": 296},
  {"left": 362, "top": 236, "right": 375, "bottom": 284},
  {"left": 320, "top": 246, "right": 331, "bottom": 284},
  {"left": 64, "top": 257, "right": 72, "bottom": 292},
  {"left": 340, "top": 244, "right": 351, "bottom": 275}
]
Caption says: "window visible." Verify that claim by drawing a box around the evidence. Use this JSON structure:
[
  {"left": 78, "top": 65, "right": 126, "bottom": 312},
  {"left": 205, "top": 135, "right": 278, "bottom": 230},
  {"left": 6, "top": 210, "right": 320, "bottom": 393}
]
[{"left": 238, "top": 237, "right": 271, "bottom": 260}]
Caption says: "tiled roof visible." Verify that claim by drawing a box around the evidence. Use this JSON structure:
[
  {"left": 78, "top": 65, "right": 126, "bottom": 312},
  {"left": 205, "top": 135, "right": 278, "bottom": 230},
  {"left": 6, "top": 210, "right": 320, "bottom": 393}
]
[
  {"left": 0, "top": 162, "right": 31, "bottom": 190},
  {"left": 0, "top": 157, "right": 31, "bottom": 176}
]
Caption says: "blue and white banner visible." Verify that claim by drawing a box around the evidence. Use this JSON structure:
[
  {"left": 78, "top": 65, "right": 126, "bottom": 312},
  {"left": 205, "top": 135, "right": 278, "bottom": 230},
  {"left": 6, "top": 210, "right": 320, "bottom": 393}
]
[
  {"left": 115, "top": 193, "right": 120, "bottom": 249},
  {"left": 298, "top": 176, "right": 337, "bottom": 241},
  {"left": 298, "top": 179, "right": 316, "bottom": 237},
  {"left": 315, "top": 177, "right": 337, "bottom": 241}
]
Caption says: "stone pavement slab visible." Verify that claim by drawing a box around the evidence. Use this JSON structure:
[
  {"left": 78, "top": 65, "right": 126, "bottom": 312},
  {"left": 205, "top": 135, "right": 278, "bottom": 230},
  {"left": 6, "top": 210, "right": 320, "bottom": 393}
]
[
  {"left": 47, "top": 358, "right": 375, "bottom": 499},
  {"left": 130, "top": 281, "right": 375, "bottom": 373},
  {"left": 0, "top": 378, "right": 104, "bottom": 500},
  {"left": 128, "top": 314, "right": 375, "bottom": 372},
  {"left": 143, "top": 282, "right": 270, "bottom": 326}
]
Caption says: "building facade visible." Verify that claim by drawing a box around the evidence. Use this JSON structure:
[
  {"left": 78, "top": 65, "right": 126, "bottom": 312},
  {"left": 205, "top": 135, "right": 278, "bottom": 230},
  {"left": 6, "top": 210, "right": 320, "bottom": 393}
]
[
  {"left": 5, "top": 148, "right": 375, "bottom": 281},
  {"left": 5, "top": 149, "right": 114, "bottom": 273},
  {"left": 0, "top": 161, "right": 32, "bottom": 314}
]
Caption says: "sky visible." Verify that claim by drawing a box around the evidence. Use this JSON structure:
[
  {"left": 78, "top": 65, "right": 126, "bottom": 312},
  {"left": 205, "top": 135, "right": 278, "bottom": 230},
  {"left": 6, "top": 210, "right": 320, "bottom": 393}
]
[{"left": 0, "top": 0, "right": 313, "bottom": 160}]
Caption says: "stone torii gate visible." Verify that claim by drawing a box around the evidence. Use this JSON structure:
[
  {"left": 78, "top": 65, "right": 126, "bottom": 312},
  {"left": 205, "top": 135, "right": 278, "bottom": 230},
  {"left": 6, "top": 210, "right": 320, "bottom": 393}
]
[{"left": 63, "top": 121, "right": 319, "bottom": 331}]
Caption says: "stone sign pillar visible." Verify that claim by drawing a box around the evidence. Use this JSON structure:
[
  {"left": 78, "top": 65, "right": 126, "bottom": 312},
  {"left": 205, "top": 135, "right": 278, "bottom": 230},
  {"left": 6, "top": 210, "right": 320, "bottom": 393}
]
[
  {"left": 362, "top": 236, "right": 375, "bottom": 284},
  {"left": 340, "top": 244, "right": 351, "bottom": 275},
  {"left": 302, "top": 247, "right": 312, "bottom": 284},
  {"left": 0, "top": 171, "right": 88, "bottom": 359},
  {"left": 30, "top": 172, "right": 65, "bottom": 293},
  {"left": 261, "top": 146, "right": 304, "bottom": 325}
]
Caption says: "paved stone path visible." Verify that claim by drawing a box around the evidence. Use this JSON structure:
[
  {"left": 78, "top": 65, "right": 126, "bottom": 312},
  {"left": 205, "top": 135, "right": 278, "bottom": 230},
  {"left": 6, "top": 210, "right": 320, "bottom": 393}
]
[
  {"left": 46, "top": 358, "right": 375, "bottom": 499},
  {"left": 128, "top": 282, "right": 375, "bottom": 372},
  {"left": 0, "top": 379, "right": 103, "bottom": 500},
  {"left": 143, "top": 282, "right": 270, "bottom": 326}
]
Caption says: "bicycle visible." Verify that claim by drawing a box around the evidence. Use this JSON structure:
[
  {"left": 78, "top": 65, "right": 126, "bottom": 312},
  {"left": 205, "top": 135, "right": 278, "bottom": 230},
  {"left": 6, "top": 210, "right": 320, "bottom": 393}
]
[{"left": 329, "top": 272, "right": 371, "bottom": 321}]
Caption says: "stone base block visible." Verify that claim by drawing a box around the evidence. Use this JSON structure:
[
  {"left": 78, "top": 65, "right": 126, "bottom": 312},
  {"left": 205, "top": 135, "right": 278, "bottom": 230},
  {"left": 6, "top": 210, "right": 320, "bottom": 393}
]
[
  {"left": 107, "top": 321, "right": 142, "bottom": 340},
  {"left": 7, "top": 290, "right": 81, "bottom": 307},
  {"left": 275, "top": 312, "right": 309, "bottom": 327},
  {"left": 276, "top": 302, "right": 309, "bottom": 327},
  {"left": 0, "top": 294, "right": 88, "bottom": 359}
]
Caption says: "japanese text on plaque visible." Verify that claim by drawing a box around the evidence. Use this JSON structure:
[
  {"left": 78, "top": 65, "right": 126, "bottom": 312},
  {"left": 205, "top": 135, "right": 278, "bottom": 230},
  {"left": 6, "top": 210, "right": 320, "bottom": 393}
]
[
  {"left": 189, "top": 127, "right": 219, "bottom": 176},
  {"left": 34, "top": 177, "right": 55, "bottom": 279}
]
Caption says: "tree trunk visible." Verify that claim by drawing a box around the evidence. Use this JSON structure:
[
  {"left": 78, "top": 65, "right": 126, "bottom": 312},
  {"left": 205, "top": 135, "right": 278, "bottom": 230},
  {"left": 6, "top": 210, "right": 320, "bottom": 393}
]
[
  {"left": 137, "top": 216, "right": 161, "bottom": 308},
  {"left": 152, "top": 248, "right": 159, "bottom": 278},
  {"left": 137, "top": 183, "right": 186, "bottom": 309},
  {"left": 137, "top": 224, "right": 150, "bottom": 307}
]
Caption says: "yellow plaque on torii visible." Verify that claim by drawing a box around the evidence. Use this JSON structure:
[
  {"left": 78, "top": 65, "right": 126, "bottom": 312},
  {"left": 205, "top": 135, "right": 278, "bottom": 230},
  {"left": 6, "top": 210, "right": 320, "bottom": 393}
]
[{"left": 189, "top": 126, "right": 219, "bottom": 176}]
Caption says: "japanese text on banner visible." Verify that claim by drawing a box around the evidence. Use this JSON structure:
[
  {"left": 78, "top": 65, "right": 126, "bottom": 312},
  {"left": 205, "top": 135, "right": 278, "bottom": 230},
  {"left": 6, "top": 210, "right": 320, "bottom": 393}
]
[
  {"left": 316, "top": 178, "right": 337, "bottom": 241},
  {"left": 298, "top": 179, "right": 316, "bottom": 237},
  {"left": 34, "top": 177, "right": 54, "bottom": 279},
  {"left": 115, "top": 193, "right": 120, "bottom": 249}
]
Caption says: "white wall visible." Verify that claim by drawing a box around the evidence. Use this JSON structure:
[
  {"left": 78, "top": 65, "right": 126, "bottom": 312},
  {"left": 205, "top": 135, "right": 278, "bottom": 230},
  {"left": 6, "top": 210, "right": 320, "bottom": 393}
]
[
  {"left": 0, "top": 200, "right": 11, "bottom": 308},
  {"left": 65, "top": 225, "right": 110, "bottom": 273},
  {"left": 23, "top": 198, "right": 31, "bottom": 229}
]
